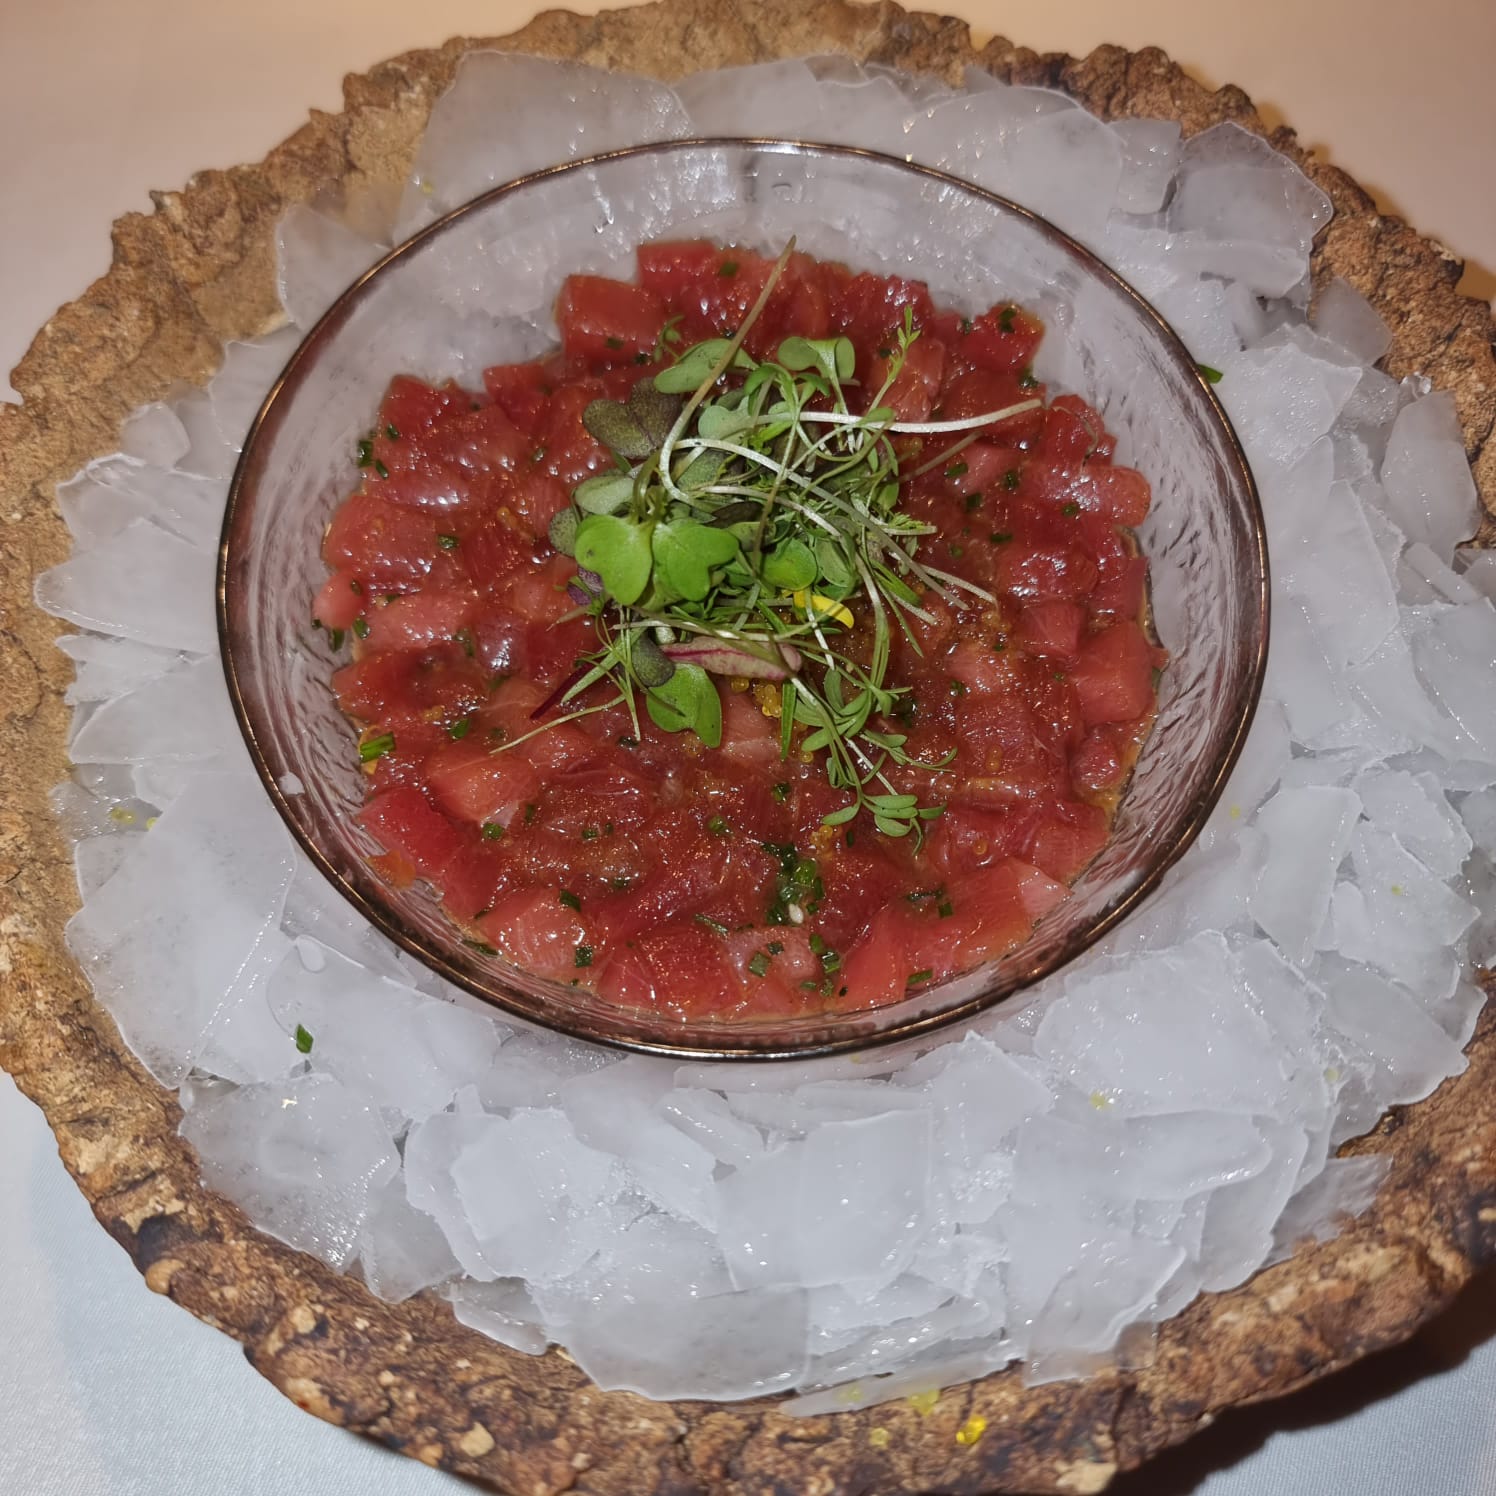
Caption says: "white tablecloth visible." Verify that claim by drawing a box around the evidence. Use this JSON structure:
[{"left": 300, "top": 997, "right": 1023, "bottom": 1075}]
[{"left": 3, "top": 3, "right": 1494, "bottom": 1491}]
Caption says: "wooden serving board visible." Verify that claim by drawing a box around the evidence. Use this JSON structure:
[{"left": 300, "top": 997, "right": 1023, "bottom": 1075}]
[{"left": 0, "top": 2, "right": 1493, "bottom": 1491}]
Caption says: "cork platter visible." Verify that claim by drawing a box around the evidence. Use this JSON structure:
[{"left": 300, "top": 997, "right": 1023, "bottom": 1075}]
[{"left": 2, "top": 2, "right": 1494, "bottom": 1491}]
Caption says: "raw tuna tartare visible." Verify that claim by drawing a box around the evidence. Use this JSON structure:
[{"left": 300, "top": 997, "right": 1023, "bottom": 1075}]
[{"left": 313, "top": 240, "right": 1162, "bottom": 1021}]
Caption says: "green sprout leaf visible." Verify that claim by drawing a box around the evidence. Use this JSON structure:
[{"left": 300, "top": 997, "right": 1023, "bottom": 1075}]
[
  {"left": 573, "top": 471, "right": 635, "bottom": 515},
  {"left": 762, "top": 537, "right": 818, "bottom": 592},
  {"left": 652, "top": 521, "right": 740, "bottom": 601},
  {"left": 646, "top": 663, "right": 722, "bottom": 747},
  {"left": 777, "top": 334, "right": 855, "bottom": 383},
  {"left": 574, "top": 513, "right": 655, "bottom": 605}
]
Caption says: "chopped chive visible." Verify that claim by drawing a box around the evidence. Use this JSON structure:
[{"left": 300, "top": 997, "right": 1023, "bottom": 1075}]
[
  {"left": 948, "top": 543, "right": 964, "bottom": 558},
  {"left": 989, "top": 531, "right": 1013, "bottom": 545},
  {"left": 359, "top": 731, "right": 395, "bottom": 762},
  {"left": 905, "top": 888, "right": 942, "bottom": 903},
  {"left": 481, "top": 822, "right": 504, "bottom": 840},
  {"left": 845, "top": 828, "right": 856, "bottom": 848},
  {"left": 949, "top": 678, "right": 968, "bottom": 698},
  {"left": 1198, "top": 363, "right": 1224, "bottom": 384},
  {"left": 945, "top": 461, "right": 969, "bottom": 479},
  {"left": 959, "top": 317, "right": 973, "bottom": 335},
  {"left": 605, "top": 336, "right": 624, "bottom": 350},
  {"left": 617, "top": 734, "right": 638, "bottom": 749},
  {"left": 937, "top": 898, "right": 955, "bottom": 918},
  {"left": 964, "top": 492, "right": 984, "bottom": 512},
  {"left": 809, "top": 932, "right": 827, "bottom": 955},
  {"left": 327, "top": 627, "right": 346, "bottom": 651},
  {"left": 822, "top": 947, "right": 842, "bottom": 974},
  {"left": 385, "top": 423, "right": 400, "bottom": 440},
  {"left": 772, "top": 781, "right": 791, "bottom": 803},
  {"left": 349, "top": 578, "right": 364, "bottom": 595},
  {"left": 448, "top": 716, "right": 472, "bottom": 740},
  {"left": 453, "top": 627, "right": 475, "bottom": 658},
  {"left": 373, "top": 459, "right": 389, "bottom": 479},
  {"left": 998, "top": 305, "right": 1017, "bottom": 333},
  {"left": 581, "top": 825, "right": 600, "bottom": 841},
  {"left": 695, "top": 913, "right": 729, "bottom": 936},
  {"left": 634, "top": 351, "right": 651, "bottom": 365},
  {"left": 767, "top": 940, "right": 784, "bottom": 955},
  {"left": 610, "top": 875, "right": 632, "bottom": 891},
  {"left": 707, "top": 814, "right": 730, "bottom": 836},
  {"left": 352, "top": 616, "right": 370, "bottom": 639},
  {"left": 992, "top": 637, "right": 1008, "bottom": 653},
  {"left": 437, "top": 533, "right": 460, "bottom": 550},
  {"left": 747, "top": 950, "right": 771, "bottom": 978},
  {"left": 1003, "top": 469, "right": 1021, "bottom": 493},
  {"left": 877, "top": 346, "right": 892, "bottom": 359},
  {"left": 907, "top": 968, "right": 934, "bottom": 986},
  {"left": 1017, "top": 367, "right": 1039, "bottom": 391},
  {"left": 356, "top": 438, "right": 373, "bottom": 467},
  {"left": 559, "top": 889, "right": 582, "bottom": 912},
  {"left": 463, "top": 938, "right": 498, "bottom": 956},
  {"left": 718, "top": 260, "right": 739, "bottom": 277},
  {"left": 1061, "top": 502, "right": 1081, "bottom": 517},
  {"left": 524, "top": 802, "right": 538, "bottom": 825},
  {"left": 294, "top": 1024, "right": 314, "bottom": 1054},
  {"left": 1052, "top": 670, "right": 1067, "bottom": 682},
  {"left": 574, "top": 944, "right": 594, "bottom": 968},
  {"left": 531, "top": 446, "right": 547, "bottom": 464}
]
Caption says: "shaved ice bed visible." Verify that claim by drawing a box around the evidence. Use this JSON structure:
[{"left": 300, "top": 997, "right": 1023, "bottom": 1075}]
[{"left": 36, "top": 54, "right": 1496, "bottom": 1408}]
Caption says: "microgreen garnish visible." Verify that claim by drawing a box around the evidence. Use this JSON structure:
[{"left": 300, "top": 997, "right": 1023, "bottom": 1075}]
[
  {"left": 294, "top": 1024, "right": 314, "bottom": 1054},
  {"left": 502, "top": 241, "right": 1041, "bottom": 841},
  {"left": 359, "top": 731, "right": 395, "bottom": 762}
]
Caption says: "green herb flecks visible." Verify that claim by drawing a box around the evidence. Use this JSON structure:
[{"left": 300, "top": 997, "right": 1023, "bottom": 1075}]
[
  {"left": 359, "top": 731, "right": 395, "bottom": 763},
  {"left": 503, "top": 241, "right": 1041, "bottom": 841},
  {"left": 294, "top": 1024, "right": 314, "bottom": 1054}
]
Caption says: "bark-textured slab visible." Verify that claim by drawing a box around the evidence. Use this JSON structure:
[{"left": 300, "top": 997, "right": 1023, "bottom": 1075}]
[{"left": 1, "top": 3, "right": 1493, "bottom": 1491}]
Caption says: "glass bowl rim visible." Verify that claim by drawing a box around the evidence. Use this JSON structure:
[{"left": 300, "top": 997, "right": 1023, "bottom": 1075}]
[{"left": 217, "top": 135, "right": 1271, "bottom": 1062}]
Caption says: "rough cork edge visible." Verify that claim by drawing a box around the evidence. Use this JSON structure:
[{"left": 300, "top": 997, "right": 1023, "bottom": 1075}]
[{"left": 0, "top": 3, "right": 1492, "bottom": 1492}]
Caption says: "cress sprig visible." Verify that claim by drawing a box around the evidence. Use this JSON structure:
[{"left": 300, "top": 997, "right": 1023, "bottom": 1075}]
[{"left": 508, "top": 241, "right": 1042, "bottom": 840}]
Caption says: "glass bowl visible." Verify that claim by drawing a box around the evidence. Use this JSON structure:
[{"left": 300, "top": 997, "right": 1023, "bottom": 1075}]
[{"left": 220, "top": 139, "right": 1267, "bottom": 1060}]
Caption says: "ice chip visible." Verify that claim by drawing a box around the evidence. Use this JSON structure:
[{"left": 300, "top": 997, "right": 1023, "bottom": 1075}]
[
  {"left": 1034, "top": 935, "right": 1288, "bottom": 1116},
  {"left": 278, "top": 204, "right": 388, "bottom": 330},
  {"left": 1322, "top": 961, "right": 1467, "bottom": 1106},
  {"left": 1381, "top": 393, "right": 1479, "bottom": 557},
  {"left": 181, "top": 1073, "right": 397, "bottom": 1269},
  {"left": 397, "top": 53, "right": 690, "bottom": 238},
  {"left": 1353, "top": 768, "right": 1471, "bottom": 877},
  {"left": 268, "top": 943, "right": 501, "bottom": 1122},
  {"left": 1312, "top": 278, "right": 1393, "bottom": 366},
  {"left": 358, "top": 1172, "right": 462, "bottom": 1302},
  {"left": 720, "top": 1111, "right": 933, "bottom": 1292},
  {"left": 1217, "top": 343, "right": 1361, "bottom": 471},
  {"left": 445, "top": 1278, "right": 548, "bottom": 1355},
  {"left": 66, "top": 771, "right": 296, "bottom": 1084},
  {"left": 1195, "top": 1121, "right": 1308, "bottom": 1291},
  {"left": 1268, "top": 1156, "right": 1390, "bottom": 1264},
  {"left": 1110, "top": 118, "right": 1180, "bottom": 215},
  {"left": 118, "top": 402, "right": 191, "bottom": 467},
  {"left": 69, "top": 656, "right": 239, "bottom": 765},
  {"left": 57, "top": 633, "right": 177, "bottom": 706},
  {"left": 35, "top": 518, "right": 217, "bottom": 653},
  {"left": 1249, "top": 785, "right": 1362, "bottom": 965}
]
